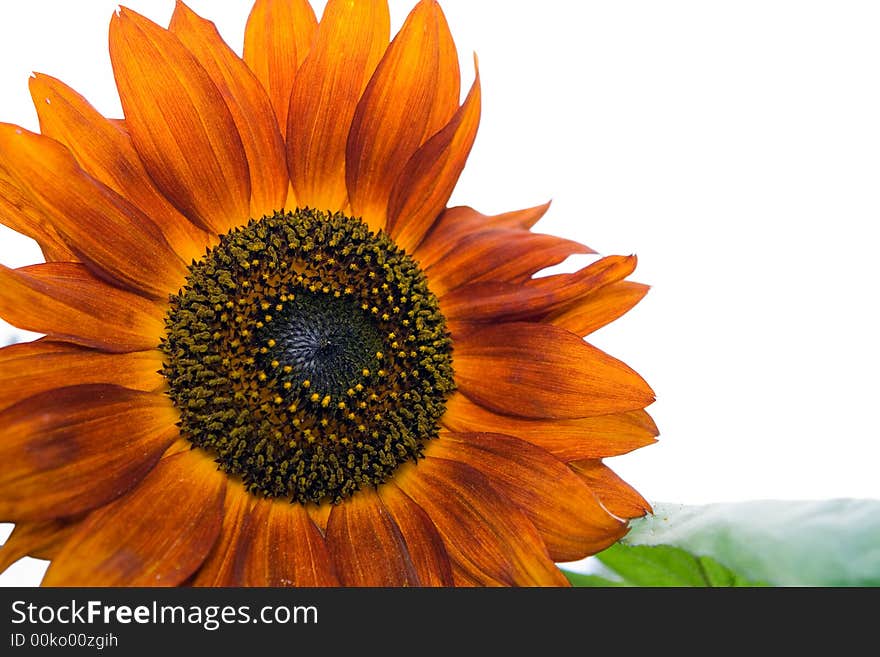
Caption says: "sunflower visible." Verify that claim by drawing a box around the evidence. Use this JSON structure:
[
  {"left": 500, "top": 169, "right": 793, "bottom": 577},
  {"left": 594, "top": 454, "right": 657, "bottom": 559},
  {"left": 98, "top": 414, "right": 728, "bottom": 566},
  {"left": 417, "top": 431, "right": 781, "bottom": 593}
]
[{"left": 0, "top": 0, "right": 657, "bottom": 587}]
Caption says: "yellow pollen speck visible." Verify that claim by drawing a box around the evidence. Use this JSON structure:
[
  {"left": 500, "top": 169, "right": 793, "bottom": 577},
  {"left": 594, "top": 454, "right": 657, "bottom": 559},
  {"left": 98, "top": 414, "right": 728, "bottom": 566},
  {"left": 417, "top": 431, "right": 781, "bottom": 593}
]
[
  {"left": 267, "top": 339, "right": 276, "bottom": 347},
  {"left": 264, "top": 315, "right": 273, "bottom": 322},
  {"left": 258, "top": 372, "right": 267, "bottom": 381},
  {"left": 261, "top": 302, "right": 271, "bottom": 311},
  {"left": 259, "top": 347, "right": 268, "bottom": 354},
  {"left": 302, "top": 380, "right": 311, "bottom": 388},
  {"left": 283, "top": 382, "right": 292, "bottom": 390},
  {"left": 355, "top": 384, "right": 363, "bottom": 392},
  {"left": 310, "top": 393, "right": 320, "bottom": 402},
  {"left": 271, "top": 360, "right": 279, "bottom": 368},
  {"left": 322, "top": 396, "right": 331, "bottom": 407},
  {"left": 376, "top": 351, "right": 384, "bottom": 359},
  {"left": 283, "top": 365, "right": 293, "bottom": 373},
  {"left": 276, "top": 304, "right": 284, "bottom": 312},
  {"left": 274, "top": 396, "right": 283, "bottom": 404},
  {"left": 362, "top": 369, "right": 371, "bottom": 377}
]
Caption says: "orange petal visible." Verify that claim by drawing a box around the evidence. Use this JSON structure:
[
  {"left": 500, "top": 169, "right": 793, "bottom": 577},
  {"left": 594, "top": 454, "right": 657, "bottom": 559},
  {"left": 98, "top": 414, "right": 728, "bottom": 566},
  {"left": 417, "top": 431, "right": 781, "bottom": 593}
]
[
  {"left": 191, "top": 483, "right": 254, "bottom": 586},
  {"left": 431, "top": 433, "right": 626, "bottom": 562},
  {"left": 0, "top": 384, "right": 179, "bottom": 522},
  {"left": 110, "top": 9, "right": 250, "bottom": 235},
  {"left": 306, "top": 502, "right": 332, "bottom": 533},
  {"left": 0, "top": 518, "right": 80, "bottom": 575},
  {"left": 0, "top": 263, "right": 165, "bottom": 353},
  {"left": 440, "top": 254, "right": 638, "bottom": 323},
  {"left": 325, "top": 487, "right": 420, "bottom": 586},
  {"left": 455, "top": 321, "right": 655, "bottom": 419},
  {"left": 570, "top": 460, "right": 653, "bottom": 520},
  {"left": 28, "top": 73, "right": 210, "bottom": 264},
  {"left": 0, "top": 124, "right": 188, "bottom": 298},
  {"left": 442, "top": 393, "right": 659, "bottom": 460},
  {"left": 0, "top": 167, "right": 77, "bottom": 262},
  {"left": 549, "top": 281, "right": 650, "bottom": 336},
  {"left": 377, "top": 481, "right": 454, "bottom": 586},
  {"left": 243, "top": 0, "right": 318, "bottom": 136},
  {"left": 170, "top": 2, "right": 289, "bottom": 219},
  {"left": 426, "top": 227, "right": 591, "bottom": 297},
  {"left": 347, "top": 0, "right": 460, "bottom": 232},
  {"left": 287, "top": 0, "right": 389, "bottom": 212},
  {"left": 387, "top": 67, "right": 480, "bottom": 254},
  {"left": 42, "top": 449, "right": 225, "bottom": 586},
  {"left": 413, "top": 202, "right": 552, "bottom": 270},
  {"left": 394, "top": 456, "right": 569, "bottom": 586},
  {"left": 0, "top": 340, "right": 164, "bottom": 412},
  {"left": 244, "top": 499, "right": 339, "bottom": 586}
]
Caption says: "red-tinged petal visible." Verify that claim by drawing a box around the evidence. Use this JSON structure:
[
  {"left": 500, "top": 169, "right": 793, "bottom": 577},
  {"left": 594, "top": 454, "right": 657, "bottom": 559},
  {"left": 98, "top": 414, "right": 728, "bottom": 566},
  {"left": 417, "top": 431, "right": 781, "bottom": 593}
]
[
  {"left": 426, "top": 227, "right": 590, "bottom": 296},
  {"left": 244, "top": 500, "right": 339, "bottom": 586},
  {"left": 191, "top": 483, "right": 254, "bottom": 587},
  {"left": 433, "top": 433, "right": 626, "bottom": 562},
  {"left": 244, "top": 0, "right": 318, "bottom": 135},
  {"left": 0, "top": 518, "right": 80, "bottom": 574},
  {"left": 287, "top": 0, "right": 389, "bottom": 212},
  {"left": 0, "top": 125, "right": 188, "bottom": 298},
  {"left": 28, "top": 74, "right": 210, "bottom": 264},
  {"left": 387, "top": 67, "right": 480, "bottom": 254},
  {"left": 455, "top": 322, "right": 655, "bottom": 419},
  {"left": 394, "top": 456, "right": 569, "bottom": 586},
  {"left": 440, "top": 254, "right": 638, "bottom": 323},
  {"left": 377, "top": 482, "right": 454, "bottom": 586},
  {"left": 42, "top": 449, "right": 225, "bottom": 587},
  {"left": 549, "top": 281, "right": 650, "bottom": 336},
  {"left": 0, "top": 340, "right": 164, "bottom": 412},
  {"left": 413, "top": 203, "right": 552, "bottom": 270},
  {"left": 326, "top": 488, "right": 420, "bottom": 586},
  {"left": 110, "top": 9, "right": 250, "bottom": 235},
  {"left": 0, "top": 263, "right": 165, "bottom": 353},
  {"left": 347, "top": 0, "right": 460, "bottom": 232},
  {"left": 570, "top": 460, "right": 653, "bottom": 520},
  {"left": 0, "top": 384, "right": 179, "bottom": 522},
  {"left": 0, "top": 166, "right": 77, "bottom": 262},
  {"left": 170, "top": 2, "right": 288, "bottom": 219},
  {"left": 442, "top": 393, "right": 659, "bottom": 460}
]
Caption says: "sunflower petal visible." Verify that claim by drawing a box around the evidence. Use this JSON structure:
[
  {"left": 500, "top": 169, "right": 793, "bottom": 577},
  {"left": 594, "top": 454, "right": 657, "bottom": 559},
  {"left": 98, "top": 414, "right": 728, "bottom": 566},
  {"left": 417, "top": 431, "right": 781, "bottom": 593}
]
[
  {"left": 394, "top": 456, "right": 569, "bottom": 586},
  {"left": 386, "top": 67, "right": 480, "bottom": 254},
  {"left": 431, "top": 433, "right": 626, "bottom": 562},
  {"left": 28, "top": 73, "right": 209, "bottom": 264},
  {"left": 0, "top": 518, "right": 80, "bottom": 575},
  {"left": 425, "top": 228, "right": 591, "bottom": 296},
  {"left": 170, "top": 2, "right": 288, "bottom": 218},
  {"left": 413, "top": 203, "right": 552, "bottom": 270},
  {"left": 0, "top": 124, "right": 188, "bottom": 298},
  {"left": 549, "top": 281, "right": 650, "bottom": 336},
  {"left": 440, "top": 254, "right": 638, "bottom": 323},
  {"left": 570, "top": 460, "right": 653, "bottom": 520},
  {"left": 243, "top": 0, "right": 318, "bottom": 135},
  {"left": 191, "top": 483, "right": 254, "bottom": 587},
  {"left": 244, "top": 499, "right": 339, "bottom": 586},
  {"left": 347, "top": 0, "right": 460, "bottom": 232},
  {"left": 0, "top": 384, "right": 179, "bottom": 522},
  {"left": 42, "top": 449, "right": 225, "bottom": 587},
  {"left": 0, "top": 263, "right": 164, "bottom": 353},
  {"left": 287, "top": 0, "right": 389, "bottom": 212},
  {"left": 442, "top": 393, "right": 659, "bottom": 460},
  {"left": 0, "top": 167, "right": 76, "bottom": 262},
  {"left": 0, "top": 340, "right": 164, "bottom": 412},
  {"left": 109, "top": 8, "right": 250, "bottom": 235},
  {"left": 377, "top": 482, "right": 454, "bottom": 586},
  {"left": 326, "top": 488, "right": 420, "bottom": 586},
  {"left": 455, "top": 322, "right": 654, "bottom": 419}
]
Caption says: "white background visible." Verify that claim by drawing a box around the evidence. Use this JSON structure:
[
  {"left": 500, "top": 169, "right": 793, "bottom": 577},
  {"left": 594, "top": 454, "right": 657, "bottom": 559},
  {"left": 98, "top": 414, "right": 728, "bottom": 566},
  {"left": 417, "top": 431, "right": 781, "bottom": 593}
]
[{"left": 1, "top": 1, "right": 879, "bottom": 586}]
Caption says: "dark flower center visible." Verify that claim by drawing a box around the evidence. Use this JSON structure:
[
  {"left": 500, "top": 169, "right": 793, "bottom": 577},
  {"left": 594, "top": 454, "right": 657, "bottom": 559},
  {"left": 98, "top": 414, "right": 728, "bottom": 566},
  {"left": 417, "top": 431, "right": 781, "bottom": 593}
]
[{"left": 160, "top": 208, "right": 454, "bottom": 504}]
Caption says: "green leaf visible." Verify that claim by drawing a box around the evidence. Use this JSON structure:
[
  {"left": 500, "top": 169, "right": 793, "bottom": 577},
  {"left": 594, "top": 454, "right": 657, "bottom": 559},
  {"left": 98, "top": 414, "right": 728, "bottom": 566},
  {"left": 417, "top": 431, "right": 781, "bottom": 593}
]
[
  {"left": 562, "top": 570, "right": 625, "bottom": 587},
  {"left": 595, "top": 543, "right": 765, "bottom": 586},
  {"left": 621, "top": 499, "right": 880, "bottom": 587}
]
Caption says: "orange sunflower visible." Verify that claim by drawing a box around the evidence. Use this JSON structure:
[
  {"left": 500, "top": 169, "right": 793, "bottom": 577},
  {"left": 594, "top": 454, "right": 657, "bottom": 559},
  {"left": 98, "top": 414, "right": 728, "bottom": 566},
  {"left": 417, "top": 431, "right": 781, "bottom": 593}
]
[{"left": 0, "top": 0, "right": 657, "bottom": 587}]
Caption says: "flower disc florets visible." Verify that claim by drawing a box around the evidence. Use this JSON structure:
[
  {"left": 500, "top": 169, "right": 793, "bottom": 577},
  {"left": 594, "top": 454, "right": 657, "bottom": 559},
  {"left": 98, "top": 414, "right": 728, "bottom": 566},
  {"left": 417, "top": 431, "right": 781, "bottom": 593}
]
[{"left": 161, "top": 209, "right": 454, "bottom": 504}]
